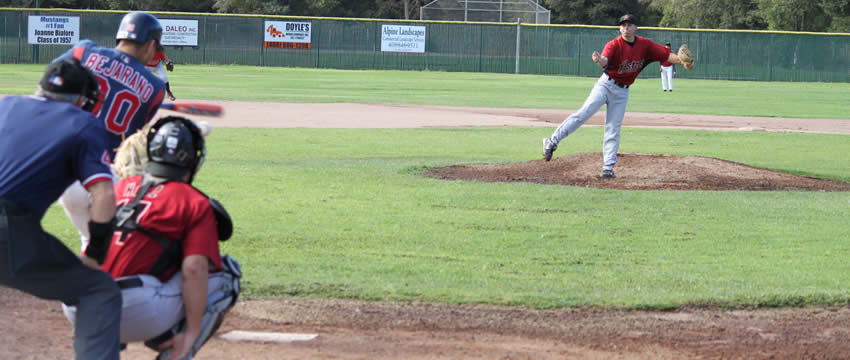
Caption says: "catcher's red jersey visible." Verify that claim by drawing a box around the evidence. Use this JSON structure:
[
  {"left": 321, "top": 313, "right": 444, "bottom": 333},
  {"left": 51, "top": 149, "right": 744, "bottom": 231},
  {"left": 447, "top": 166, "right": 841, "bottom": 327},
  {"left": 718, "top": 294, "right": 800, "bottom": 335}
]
[
  {"left": 602, "top": 35, "right": 670, "bottom": 85},
  {"left": 101, "top": 176, "right": 222, "bottom": 281}
]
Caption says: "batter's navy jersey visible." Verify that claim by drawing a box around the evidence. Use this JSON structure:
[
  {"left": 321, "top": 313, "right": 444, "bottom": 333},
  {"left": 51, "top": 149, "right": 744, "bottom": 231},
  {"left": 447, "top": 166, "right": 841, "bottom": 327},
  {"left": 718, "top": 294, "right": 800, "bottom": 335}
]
[
  {"left": 56, "top": 40, "right": 165, "bottom": 157},
  {"left": 0, "top": 96, "right": 113, "bottom": 219}
]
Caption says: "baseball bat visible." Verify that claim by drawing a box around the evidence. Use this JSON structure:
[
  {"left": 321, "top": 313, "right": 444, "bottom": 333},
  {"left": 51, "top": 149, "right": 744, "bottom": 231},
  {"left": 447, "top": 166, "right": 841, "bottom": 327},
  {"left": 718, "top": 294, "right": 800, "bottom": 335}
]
[{"left": 160, "top": 102, "right": 223, "bottom": 117}]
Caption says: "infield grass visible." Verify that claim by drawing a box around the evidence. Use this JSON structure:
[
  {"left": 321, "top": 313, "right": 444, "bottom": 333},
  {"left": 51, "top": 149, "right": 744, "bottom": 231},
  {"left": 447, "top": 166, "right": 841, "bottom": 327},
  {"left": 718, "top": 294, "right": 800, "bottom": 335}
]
[
  {"left": 41, "top": 126, "right": 850, "bottom": 310},
  {"left": 6, "top": 64, "right": 847, "bottom": 310},
  {"left": 2, "top": 64, "right": 849, "bottom": 119}
]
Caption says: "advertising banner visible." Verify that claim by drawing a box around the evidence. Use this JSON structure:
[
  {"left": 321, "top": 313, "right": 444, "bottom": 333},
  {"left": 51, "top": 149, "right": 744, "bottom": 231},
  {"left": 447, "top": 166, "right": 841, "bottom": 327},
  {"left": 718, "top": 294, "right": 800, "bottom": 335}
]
[
  {"left": 381, "top": 25, "right": 426, "bottom": 53},
  {"left": 160, "top": 19, "right": 199, "bottom": 46},
  {"left": 264, "top": 21, "right": 312, "bottom": 49},
  {"left": 27, "top": 16, "right": 79, "bottom": 45}
]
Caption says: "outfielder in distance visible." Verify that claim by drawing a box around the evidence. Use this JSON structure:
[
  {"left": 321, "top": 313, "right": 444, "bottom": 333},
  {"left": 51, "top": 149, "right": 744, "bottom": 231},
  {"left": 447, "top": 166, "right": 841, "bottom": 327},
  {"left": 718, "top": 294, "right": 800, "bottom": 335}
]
[
  {"left": 542, "top": 14, "right": 695, "bottom": 178},
  {"left": 660, "top": 42, "right": 675, "bottom": 92},
  {"left": 56, "top": 11, "right": 166, "bottom": 251},
  {"left": 0, "top": 59, "right": 121, "bottom": 359},
  {"left": 63, "top": 117, "right": 241, "bottom": 360}
]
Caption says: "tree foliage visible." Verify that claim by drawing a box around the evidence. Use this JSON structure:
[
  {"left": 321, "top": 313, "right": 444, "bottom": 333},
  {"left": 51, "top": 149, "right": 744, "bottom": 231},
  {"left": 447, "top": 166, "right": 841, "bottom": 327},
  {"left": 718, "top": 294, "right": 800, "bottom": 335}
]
[
  {"left": 757, "top": 0, "right": 829, "bottom": 31},
  {"left": 820, "top": 0, "right": 850, "bottom": 32},
  {"left": 6, "top": 0, "right": 849, "bottom": 32},
  {"left": 541, "top": 0, "right": 661, "bottom": 26},
  {"left": 650, "top": 0, "right": 766, "bottom": 29}
]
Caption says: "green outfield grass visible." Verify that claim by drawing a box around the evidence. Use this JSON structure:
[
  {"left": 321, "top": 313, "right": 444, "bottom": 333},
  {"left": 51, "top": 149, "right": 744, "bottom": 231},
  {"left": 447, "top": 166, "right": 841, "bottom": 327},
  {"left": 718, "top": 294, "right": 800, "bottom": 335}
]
[
  {"left": 1, "top": 64, "right": 849, "bottom": 119},
  {"left": 6, "top": 64, "right": 847, "bottom": 310},
  {"left": 41, "top": 126, "right": 850, "bottom": 310}
]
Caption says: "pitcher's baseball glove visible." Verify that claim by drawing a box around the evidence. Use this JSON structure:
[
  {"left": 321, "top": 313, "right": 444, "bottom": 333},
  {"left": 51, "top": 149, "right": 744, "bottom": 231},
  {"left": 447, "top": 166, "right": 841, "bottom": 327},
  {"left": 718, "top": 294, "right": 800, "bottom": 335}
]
[
  {"left": 165, "top": 60, "right": 174, "bottom": 72},
  {"left": 111, "top": 127, "right": 149, "bottom": 179},
  {"left": 678, "top": 44, "right": 695, "bottom": 71}
]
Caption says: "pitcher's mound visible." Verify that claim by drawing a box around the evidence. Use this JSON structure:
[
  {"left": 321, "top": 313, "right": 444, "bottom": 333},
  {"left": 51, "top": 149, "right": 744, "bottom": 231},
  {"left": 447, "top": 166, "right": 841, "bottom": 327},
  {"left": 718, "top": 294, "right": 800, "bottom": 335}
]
[{"left": 425, "top": 153, "right": 850, "bottom": 191}]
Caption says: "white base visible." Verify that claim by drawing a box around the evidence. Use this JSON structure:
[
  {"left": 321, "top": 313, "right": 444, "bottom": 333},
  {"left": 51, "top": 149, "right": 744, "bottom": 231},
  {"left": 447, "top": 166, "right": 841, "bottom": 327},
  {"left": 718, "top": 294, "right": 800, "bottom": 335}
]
[{"left": 219, "top": 331, "right": 318, "bottom": 343}]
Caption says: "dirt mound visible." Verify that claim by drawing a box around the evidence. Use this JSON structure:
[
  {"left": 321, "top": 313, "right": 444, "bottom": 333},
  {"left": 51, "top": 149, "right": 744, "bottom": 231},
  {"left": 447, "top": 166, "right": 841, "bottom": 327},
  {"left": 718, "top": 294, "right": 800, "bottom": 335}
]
[{"left": 425, "top": 152, "right": 850, "bottom": 191}]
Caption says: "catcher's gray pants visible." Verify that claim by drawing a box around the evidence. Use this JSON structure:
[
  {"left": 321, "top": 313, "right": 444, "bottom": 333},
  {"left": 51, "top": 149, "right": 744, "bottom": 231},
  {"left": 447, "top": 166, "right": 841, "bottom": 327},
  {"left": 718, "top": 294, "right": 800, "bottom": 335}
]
[
  {"left": 549, "top": 74, "right": 630, "bottom": 170},
  {"left": 63, "top": 265, "right": 238, "bottom": 342},
  {"left": 0, "top": 199, "right": 122, "bottom": 360}
]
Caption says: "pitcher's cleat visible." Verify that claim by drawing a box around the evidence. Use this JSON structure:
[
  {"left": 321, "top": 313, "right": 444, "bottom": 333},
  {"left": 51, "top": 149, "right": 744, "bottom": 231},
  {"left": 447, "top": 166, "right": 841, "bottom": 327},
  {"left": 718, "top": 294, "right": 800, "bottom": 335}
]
[{"left": 542, "top": 137, "right": 557, "bottom": 161}]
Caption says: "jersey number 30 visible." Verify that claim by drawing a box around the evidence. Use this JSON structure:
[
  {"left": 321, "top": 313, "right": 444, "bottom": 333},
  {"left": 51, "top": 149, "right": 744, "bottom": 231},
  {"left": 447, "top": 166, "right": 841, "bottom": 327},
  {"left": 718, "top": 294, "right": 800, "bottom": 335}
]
[{"left": 93, "top": 75, "right": 141, "bottom": 135}]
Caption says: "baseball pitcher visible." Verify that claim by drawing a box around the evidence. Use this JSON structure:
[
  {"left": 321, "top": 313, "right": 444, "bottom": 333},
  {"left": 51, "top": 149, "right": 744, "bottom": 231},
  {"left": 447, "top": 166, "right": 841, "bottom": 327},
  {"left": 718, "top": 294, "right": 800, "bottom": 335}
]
[{"left": 542, "top": 14, "right": 695, "bottom": 178}]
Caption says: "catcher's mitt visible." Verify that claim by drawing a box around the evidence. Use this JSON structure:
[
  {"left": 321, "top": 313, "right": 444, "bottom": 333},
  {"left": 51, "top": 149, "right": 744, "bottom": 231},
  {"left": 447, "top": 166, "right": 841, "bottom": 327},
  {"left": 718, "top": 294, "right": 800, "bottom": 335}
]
[
  {"left": 111, "top": 127, "right": 149, "bottom": 179},
  {"left": 165, "top": 60, "right": 174, "bottom": 72},
  {"left": 678, "top": 44, "right": 695, "bottom": 71}
]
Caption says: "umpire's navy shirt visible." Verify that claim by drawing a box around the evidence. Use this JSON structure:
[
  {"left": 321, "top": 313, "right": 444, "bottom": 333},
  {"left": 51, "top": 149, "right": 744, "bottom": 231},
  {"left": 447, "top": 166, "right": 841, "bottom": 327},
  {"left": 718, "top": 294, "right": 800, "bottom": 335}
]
[{"left": 0, "top": 95, "right": 112, "bottom": 219}]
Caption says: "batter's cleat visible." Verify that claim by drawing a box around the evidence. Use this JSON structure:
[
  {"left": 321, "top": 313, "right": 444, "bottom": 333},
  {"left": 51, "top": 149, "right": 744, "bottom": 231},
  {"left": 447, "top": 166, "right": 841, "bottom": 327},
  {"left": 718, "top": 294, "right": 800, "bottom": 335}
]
[
  {"left": 167, "top": 92, "right": 176, "bottom": 101},
  {"left": 600, "top": 169, "right": 615, "bottom": 178},
  {"left": 542, "top": 137, "right": 557, "bottom": 161}
]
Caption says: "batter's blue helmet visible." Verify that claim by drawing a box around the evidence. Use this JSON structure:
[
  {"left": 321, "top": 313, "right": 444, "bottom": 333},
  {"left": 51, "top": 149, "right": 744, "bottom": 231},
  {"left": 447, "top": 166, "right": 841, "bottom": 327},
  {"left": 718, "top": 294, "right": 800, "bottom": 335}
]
[{"left": 115, "top": 12, "right": 163, "bottom": 46}]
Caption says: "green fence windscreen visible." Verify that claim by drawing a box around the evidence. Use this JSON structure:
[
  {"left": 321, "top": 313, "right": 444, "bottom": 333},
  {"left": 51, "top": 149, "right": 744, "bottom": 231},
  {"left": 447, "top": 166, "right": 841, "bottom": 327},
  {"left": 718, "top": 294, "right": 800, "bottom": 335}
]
[{"left": 2, "top": 9, "right": 848, "bottom": 82}]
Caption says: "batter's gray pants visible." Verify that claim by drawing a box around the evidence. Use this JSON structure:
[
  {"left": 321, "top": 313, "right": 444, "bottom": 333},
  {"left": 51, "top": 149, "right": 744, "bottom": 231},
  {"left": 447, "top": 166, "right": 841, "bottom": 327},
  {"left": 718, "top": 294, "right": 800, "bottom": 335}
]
[
  {"left": 0, "top": 199, "right": 122, "bottom": 360},
  {"left": 549, "top": 74, "right": 630, "bottom": 170}
]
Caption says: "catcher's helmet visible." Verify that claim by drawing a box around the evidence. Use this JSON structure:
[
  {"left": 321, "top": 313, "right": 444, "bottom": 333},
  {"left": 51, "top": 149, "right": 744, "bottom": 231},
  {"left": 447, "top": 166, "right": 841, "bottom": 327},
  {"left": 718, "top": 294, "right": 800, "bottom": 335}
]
[
  {"left": 115, "top": 12, "right": 163, "bottom": 46},
  {"left": 40, "top": 57, "right": 100, "bottom": 112},
  {"left": 146, "top": 116, "right": 206, "bottom": 183}
]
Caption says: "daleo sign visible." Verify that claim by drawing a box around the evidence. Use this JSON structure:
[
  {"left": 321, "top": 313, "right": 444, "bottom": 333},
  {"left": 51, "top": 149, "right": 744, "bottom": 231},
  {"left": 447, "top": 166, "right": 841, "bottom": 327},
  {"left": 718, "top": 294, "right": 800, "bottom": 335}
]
[
  {"left": 28, "top": 16, "right": 79, "bottom": 45},
  {"left": 264, "top": 21, "right": 312, "bottom": 49},
  {"left": 160, "top": 20, "right": 199, "bottom": 46}
]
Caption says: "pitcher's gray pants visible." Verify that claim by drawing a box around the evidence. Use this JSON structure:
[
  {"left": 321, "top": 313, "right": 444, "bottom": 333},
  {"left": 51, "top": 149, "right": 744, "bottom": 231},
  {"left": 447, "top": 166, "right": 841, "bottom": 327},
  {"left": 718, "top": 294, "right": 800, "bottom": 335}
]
[{"left": 548, "top": 74, "right": 630, "bottom": 171}]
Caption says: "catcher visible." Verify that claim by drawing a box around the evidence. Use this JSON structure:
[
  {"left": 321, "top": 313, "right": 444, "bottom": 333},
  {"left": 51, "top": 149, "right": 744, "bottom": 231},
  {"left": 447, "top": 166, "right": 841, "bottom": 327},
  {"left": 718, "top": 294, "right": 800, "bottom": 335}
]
[
  {"left": 147, "top": 49, "right": 177, "bottom": 101},
  {"left": 542, "top": 14, "right": 694, "bottom": 178},
  {"left": 63, "top": 116, "right": 240, "bottom": 360}
]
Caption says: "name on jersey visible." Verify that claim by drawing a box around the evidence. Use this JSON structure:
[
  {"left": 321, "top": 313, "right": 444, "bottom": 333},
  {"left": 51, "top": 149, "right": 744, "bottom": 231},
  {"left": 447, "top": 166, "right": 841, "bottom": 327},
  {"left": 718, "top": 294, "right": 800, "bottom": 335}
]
[
  {"left": 83, "top": 53, "right": 156, "bottom": 102},
  {"left": 122, "top": 181, "right": 165, "bottom": 199},
  {"left": 617, "top": 60, "right": 644, "bottom": 74}
]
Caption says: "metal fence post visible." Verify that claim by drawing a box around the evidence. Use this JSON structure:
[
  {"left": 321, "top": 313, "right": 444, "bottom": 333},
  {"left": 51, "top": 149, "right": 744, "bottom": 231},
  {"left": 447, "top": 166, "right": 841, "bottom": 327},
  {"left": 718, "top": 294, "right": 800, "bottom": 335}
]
[{"left": 515, "top": 18, "right": 521, "bottom": 74}]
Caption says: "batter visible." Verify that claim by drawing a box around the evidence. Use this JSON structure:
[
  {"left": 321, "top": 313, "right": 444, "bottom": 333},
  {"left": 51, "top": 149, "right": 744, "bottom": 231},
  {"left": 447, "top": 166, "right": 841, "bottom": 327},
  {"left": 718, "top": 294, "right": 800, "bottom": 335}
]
[
  {"left": 542, "top": 14, "right": 691, "bottom": 178},
  {"left": 55, "top": 11, "right": 166, "bottom": 250}
]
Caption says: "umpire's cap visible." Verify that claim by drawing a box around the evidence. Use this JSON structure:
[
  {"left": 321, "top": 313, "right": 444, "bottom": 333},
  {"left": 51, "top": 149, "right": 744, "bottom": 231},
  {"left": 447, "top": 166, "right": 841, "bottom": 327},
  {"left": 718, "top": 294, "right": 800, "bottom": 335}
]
[
  {"left": 39, "top": 58, "right": 99, "bottom": 111},
  {"left": 618, "top": 14, "right": 637, "bottom": 26},
  {"left": 116, "top": 11, "right": 163, "bottom": 49}
]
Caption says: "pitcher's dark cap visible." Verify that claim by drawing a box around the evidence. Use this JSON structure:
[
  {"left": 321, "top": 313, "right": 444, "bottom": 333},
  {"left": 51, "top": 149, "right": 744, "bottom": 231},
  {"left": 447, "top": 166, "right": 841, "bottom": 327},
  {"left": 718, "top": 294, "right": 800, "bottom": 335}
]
[
  {"left": 618, "top": 14, "right": 637, "bottom": 25},
  {"left": 39, "top": 58, "right": 97, "bottom": 96}
]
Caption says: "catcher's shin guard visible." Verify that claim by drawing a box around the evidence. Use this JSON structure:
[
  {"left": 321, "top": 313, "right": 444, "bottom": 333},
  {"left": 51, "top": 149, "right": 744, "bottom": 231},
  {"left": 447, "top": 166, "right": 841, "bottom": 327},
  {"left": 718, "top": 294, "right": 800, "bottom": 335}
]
[{"left": 146, "top": 256, "right": 242, "bottom": 359}]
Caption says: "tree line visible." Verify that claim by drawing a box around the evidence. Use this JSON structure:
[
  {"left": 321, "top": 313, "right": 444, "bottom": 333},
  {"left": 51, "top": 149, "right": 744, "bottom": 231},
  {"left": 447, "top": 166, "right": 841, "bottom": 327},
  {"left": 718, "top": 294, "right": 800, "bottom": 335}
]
[{"left": 4, "top": 0, "right": 848, "bottom": 33}]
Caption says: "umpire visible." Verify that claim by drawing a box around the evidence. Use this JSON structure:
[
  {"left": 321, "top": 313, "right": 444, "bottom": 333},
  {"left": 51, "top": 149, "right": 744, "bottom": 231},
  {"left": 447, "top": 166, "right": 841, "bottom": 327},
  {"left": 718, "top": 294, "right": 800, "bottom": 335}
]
[{"left": 0, "top": 58, "right": 122, "bottom": 359}]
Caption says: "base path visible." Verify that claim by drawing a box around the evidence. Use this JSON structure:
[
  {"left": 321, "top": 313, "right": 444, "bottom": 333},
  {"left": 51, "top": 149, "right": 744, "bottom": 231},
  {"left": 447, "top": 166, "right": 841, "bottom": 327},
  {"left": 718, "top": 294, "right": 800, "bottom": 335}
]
[{"left": 167, "top": 101, "right": 850, "bottom": 134}]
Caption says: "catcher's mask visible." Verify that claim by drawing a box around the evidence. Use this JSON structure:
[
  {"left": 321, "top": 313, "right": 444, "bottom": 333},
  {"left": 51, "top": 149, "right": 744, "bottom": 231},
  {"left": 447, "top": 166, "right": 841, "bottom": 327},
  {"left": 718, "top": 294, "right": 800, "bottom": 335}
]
[
  {"left": 39, "top": 57, "right": 100, "bottom": 112},
  {"left": 115, "top": 11, "right": 163, "bottom": 50},
  {"left": 146, "top": 116, "right": 206, "bottom": 184}
]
